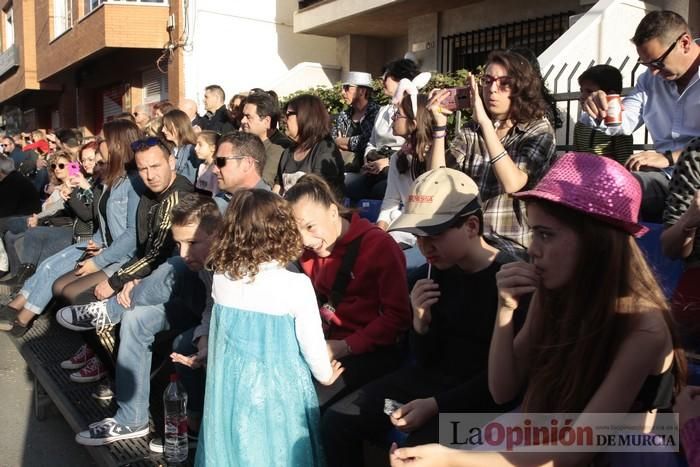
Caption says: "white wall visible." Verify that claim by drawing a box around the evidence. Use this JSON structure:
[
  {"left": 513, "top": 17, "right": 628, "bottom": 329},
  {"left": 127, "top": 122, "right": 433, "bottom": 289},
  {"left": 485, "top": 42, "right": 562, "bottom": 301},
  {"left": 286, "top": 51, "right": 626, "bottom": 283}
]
[
  {"left": 539, "top": 0, "right": 656, "bottom": 91},
  {"left": 182, "top": 0, "right": 338, "bottom": 108},
  {"left": 537, "top": 0, "right": 670, "bottom": 148}
]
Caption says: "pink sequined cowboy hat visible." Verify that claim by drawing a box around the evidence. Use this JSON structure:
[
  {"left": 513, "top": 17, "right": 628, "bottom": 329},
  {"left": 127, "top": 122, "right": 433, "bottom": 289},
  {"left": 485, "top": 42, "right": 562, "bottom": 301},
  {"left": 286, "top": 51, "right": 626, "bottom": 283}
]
[{"left": 513, "top": 152, "right": 648, "bottom": 237}]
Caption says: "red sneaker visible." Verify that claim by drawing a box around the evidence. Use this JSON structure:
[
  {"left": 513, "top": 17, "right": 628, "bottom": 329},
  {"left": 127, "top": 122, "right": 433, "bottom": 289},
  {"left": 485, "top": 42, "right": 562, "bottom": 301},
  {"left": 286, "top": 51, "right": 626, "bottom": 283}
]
[
  {"left": 70, "top": 356, "right": 106, "bottom": 383},
  {"left": 60, "top": 344, "right": 95, "bottom": 370}
]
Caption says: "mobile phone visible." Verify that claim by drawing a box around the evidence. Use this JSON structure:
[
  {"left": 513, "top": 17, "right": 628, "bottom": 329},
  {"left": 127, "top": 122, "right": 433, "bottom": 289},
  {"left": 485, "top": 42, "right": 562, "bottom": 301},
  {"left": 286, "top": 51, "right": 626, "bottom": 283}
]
[
  {"left": 440, "top": 87, "right": 471, "bottom": 111},
  {"left": 384, "top": 398, "right": 404, "bottom": 416},
  {"left": 75, "top": 243, "right": 102, "bottom": 253},
  {"left": 68, "top": 162, "right": 81, "bottom": 177}
]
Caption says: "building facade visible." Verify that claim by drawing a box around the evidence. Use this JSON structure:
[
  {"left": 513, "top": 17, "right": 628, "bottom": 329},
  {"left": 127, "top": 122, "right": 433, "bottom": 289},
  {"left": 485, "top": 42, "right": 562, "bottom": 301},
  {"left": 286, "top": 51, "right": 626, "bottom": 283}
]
[
  {"left": 293, "top": 0, "right": 699, "bottom": 76},
  {"left": 0, "top": 0, "right": 339, "bottom": 133}
]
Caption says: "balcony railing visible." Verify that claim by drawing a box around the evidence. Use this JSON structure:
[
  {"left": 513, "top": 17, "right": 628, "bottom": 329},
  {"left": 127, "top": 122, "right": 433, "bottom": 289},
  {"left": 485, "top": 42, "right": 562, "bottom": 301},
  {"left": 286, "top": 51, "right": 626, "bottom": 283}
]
[{"left": 84, "top": 0, "right": 167, "bottom": 16}]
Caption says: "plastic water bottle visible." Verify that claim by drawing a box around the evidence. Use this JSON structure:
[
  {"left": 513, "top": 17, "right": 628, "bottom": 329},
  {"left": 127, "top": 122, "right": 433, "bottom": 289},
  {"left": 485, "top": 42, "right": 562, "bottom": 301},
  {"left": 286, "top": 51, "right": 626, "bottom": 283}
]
[{"left": 163, "top": 373, "right": 188, "bottom": 464}]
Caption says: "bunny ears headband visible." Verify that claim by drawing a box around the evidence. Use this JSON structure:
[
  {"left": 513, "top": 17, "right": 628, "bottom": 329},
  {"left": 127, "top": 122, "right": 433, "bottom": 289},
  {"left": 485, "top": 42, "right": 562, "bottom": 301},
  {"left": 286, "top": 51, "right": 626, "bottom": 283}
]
[{"left": 391, "top": 72, "right": 431, "bottom": 116}]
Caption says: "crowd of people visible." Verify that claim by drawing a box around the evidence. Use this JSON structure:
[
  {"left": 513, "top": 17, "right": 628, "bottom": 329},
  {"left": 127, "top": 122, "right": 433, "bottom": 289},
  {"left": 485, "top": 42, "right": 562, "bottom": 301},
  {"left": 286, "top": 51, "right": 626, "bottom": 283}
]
[{"left": 0, "top": 8, "right": 698, "bottom": 467}]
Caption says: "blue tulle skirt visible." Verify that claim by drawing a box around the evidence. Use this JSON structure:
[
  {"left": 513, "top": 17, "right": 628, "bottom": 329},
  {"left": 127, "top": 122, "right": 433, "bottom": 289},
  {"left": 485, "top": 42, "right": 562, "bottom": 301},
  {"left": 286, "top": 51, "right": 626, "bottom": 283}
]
[{"left": 195, "top": 305, "right": 325, "bottom": 467}]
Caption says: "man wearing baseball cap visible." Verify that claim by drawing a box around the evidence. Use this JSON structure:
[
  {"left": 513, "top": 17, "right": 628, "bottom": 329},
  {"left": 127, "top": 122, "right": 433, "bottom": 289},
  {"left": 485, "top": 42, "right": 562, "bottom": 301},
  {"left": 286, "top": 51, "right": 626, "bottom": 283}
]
[
  {"left": 321, "top": 168, "right": 522, "bottom": 467},
  {"left": 332, "top": 71, "right": 380, "bottom": 174}
]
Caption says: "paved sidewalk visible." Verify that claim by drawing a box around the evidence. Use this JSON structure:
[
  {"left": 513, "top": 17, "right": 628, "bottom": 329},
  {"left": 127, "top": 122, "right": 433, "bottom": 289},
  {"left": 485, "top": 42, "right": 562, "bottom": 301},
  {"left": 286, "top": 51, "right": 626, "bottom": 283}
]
[{"left": 0, "top": 330, "right": 96, "bottom": 467}]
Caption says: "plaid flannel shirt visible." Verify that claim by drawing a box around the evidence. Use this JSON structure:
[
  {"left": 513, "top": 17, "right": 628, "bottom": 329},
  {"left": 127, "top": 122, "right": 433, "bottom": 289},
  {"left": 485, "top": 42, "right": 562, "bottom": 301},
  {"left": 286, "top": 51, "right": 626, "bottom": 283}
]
[
  {"left": 447, "top": 118, "right": 557, "bottom": 249},
  {"left": 331, "top": 100, "right": 380, "bottom": 156}
]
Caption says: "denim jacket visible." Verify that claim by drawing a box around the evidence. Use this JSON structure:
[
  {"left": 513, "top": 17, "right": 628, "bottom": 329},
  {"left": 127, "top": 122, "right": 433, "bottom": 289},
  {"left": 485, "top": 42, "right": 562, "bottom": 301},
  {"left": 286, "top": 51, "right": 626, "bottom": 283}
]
[
  {"left": 93, "top": 172, "right": 145, "bottom": 269},
  {"left": 174, "top": 144, "right": 200, "bottom": 184}
]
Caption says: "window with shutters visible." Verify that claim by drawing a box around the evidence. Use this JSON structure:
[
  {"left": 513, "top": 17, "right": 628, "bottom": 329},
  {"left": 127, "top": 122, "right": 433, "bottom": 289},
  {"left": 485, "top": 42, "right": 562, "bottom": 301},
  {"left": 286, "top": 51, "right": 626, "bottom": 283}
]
[{"left": 142, "top": 69, "right": 169, "bottom": 105}]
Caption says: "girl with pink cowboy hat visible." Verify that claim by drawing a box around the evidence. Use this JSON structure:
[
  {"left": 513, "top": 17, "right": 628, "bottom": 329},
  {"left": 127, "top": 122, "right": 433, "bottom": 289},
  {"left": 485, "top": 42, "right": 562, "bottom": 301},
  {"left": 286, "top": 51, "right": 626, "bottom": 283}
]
[{"left": 390, "top": 152, "right": 686, "bottom": 467}]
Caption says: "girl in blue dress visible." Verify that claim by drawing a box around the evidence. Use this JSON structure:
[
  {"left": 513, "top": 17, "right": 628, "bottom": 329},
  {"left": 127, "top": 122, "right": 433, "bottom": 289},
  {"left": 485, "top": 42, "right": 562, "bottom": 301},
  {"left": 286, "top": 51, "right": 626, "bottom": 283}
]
[{"left": 195, "top": 188, "right": 344, "bottom": 467}]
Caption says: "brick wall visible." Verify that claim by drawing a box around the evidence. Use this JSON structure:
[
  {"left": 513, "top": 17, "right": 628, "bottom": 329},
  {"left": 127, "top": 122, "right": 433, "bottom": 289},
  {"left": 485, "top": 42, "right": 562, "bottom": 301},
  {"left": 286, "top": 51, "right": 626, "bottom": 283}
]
[
  {"left": 0, "top": 0, "right": 40, "bottom": 103},
  {"left": 35, "top": 2, "right": 168, "bottom": 81}
]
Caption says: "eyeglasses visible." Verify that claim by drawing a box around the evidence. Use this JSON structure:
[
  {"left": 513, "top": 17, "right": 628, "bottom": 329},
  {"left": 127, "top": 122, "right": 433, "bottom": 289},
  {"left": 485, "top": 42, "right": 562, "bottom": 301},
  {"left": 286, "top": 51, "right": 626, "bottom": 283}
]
[
  {"left": 342, "top": 85, "right": 355, "bottom": 92},
  {"left": 480, "top": 75, "right": 513, "bottom": 90},
  {"left": 285, "top": 110, "right": 297, "bottom": 118},
  {"left": 391, "top": 111, "right": 408, "bottom": 121},
  {"left": 130, "top": 137, "right": 171, "bottom": 154},
  {"left": 215, "top": 155, "right": 247, "bottom": 168},
  {"left": 51, "top": 163, "right": 67, "bottom": 170},
  {"left": 637, "top": 33, "right": 685, "bottom": 70}
]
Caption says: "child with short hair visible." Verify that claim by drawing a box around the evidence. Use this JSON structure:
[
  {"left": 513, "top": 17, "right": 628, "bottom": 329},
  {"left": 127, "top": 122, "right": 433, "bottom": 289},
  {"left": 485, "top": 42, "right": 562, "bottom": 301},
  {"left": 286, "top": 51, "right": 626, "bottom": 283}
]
[
  {"left": 194, "top": 130, "right": 219, "bottom": 196},
  {"left": 574, "top": 64, "right": 633, "bottom": 165},
  {"left": 195, "top": 188, "right": 343, "bottom": 467}
]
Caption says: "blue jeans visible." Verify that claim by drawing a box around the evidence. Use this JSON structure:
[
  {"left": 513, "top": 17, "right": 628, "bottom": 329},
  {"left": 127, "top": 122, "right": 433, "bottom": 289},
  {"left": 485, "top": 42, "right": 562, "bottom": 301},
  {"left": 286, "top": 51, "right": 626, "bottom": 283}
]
[
  {"left": 106, "top": 258, "right": 205, "bottom": 427},
  {"left": 113, "top": 303, "right": 169, "bottom": 428},
  {"left": 19, "top": 241, "right": 88, "bottom": 314},
  {"left": 0, "top": 215, "right": 29, "bottom": 235},
  {"left": 12, "top": 226, "right": 74, "bottom": 266}
]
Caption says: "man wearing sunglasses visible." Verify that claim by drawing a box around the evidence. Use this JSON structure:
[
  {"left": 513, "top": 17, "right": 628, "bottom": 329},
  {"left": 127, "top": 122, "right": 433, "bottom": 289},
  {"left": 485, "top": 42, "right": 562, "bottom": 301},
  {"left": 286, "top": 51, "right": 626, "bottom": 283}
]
[
  {"left": 58, "top": 137, "right": 194, "bottom": 312},
  {"left": 211, "top": 132, "right": 269, "bottom": 210},
  {"left": 332, "top": 71, "right": 380, "bottom": 173},
  {"left": 132, "top": 104, "right": 150, "bottom": 130},
  {"left": 581, "top": 10, "right": 700, "bottom": 222}
]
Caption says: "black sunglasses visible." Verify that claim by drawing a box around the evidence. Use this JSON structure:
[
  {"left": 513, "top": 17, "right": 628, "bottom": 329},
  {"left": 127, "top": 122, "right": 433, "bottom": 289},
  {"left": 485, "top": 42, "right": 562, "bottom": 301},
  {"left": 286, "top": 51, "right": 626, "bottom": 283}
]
[
  {"left": 214, "top": 155, "right": 259, "bottom": 168},
  {"left": 215, "top": 155, "right": 246, "bottom": 168},
  {"left": 51, "top": 163, "right": 67, "bottom": 170},
  {"left": 130, "top": 137, "right": 171, "bottom": 154},
  {"left": 638, "top": 33, "right": 685, "bottom": 70},
  {"left": 285, "top": 110, "right": 297, "bottom": 118}
]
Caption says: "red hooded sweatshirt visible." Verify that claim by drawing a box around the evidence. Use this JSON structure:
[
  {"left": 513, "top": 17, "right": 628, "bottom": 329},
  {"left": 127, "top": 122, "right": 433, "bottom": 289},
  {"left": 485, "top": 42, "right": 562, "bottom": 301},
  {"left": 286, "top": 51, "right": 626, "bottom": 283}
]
[{"left": 300, "top": 213, "right": 411, "bottom": 355}]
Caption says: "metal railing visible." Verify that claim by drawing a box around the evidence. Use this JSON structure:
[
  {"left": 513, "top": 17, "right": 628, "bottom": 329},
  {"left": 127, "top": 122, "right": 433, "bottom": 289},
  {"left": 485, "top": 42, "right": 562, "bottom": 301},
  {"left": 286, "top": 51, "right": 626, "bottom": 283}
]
[
  {"left": 544, "top": 57, "right": 652, "bottom": 153},
  {"left": 441, "top": 12, "right": 574, "bottom": 73},
  {"left": 84, "top": 0, "right": 167, "bottom": 16}
]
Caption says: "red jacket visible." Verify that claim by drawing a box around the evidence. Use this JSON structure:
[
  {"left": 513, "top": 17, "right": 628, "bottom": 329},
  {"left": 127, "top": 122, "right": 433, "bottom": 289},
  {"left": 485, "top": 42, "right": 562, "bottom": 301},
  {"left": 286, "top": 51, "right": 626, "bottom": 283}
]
[{"left": 300, "top": 214, "right": 411, "bottom": 355}]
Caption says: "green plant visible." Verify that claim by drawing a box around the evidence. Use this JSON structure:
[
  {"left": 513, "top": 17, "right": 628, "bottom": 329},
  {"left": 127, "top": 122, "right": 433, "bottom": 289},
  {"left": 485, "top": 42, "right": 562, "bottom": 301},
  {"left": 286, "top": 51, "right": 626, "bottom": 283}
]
[
  {"left": 281, "top": 69, "right": 478, "bottom": 114},
  {"left": 279, "top": 69, "right": 482, "bottom": 139}
]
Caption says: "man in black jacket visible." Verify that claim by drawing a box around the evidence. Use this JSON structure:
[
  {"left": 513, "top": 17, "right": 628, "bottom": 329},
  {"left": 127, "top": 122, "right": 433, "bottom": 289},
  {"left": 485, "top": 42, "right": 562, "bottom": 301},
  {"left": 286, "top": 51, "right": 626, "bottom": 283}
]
[
  {"left": 202, "top": 84, "right": 235, "bottom": 134},
  {"left": 56, "top": 137, "right": 194, "bottom": 328},
  {"left": 0, "top": 157, "right": 41, "bottom": 218}
]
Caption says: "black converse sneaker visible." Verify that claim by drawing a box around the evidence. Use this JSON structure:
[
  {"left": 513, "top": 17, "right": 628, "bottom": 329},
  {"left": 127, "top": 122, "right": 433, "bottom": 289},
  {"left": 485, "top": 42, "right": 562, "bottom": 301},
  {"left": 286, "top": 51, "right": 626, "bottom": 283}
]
[
  {"left": 56, "top": 300, "right": 111, "bottom": 332},
  {"left": 75, "top": 418, "right": 149, "bottom": 446}
]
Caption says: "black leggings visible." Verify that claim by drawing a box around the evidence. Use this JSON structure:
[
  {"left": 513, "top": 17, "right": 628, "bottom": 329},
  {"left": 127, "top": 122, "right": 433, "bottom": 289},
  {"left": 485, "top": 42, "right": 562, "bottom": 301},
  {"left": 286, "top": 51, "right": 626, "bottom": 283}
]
[{"left": 52, "top": 269, "right": 107, "bottom": 304}]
